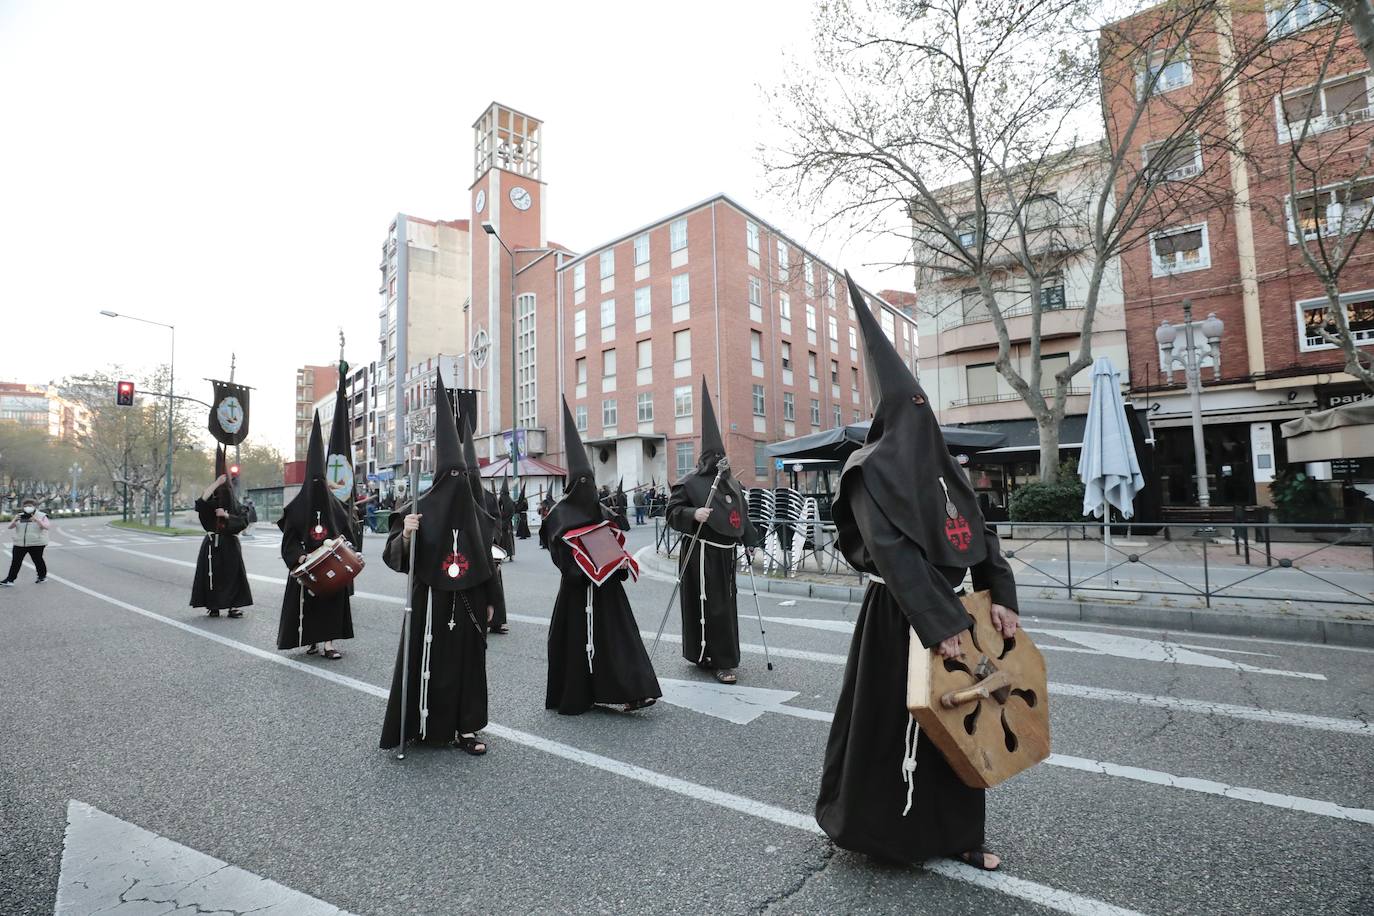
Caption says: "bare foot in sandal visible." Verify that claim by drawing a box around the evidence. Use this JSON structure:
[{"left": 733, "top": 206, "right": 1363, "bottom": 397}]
[
  {"left": 713, "top": 668, "right": 737, "bottom": 684},
  {"left": 455, "top": 733, "right": 487, "bottom": 755},
  {"left": 958, "top": 849, "right": 1001, "bottom": 871}
]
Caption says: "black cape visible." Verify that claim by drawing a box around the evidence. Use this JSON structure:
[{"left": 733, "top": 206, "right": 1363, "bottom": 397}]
[
  {"left": 666, "top": 477, "right": 759, "bottom": 670},
  {"left": 475, "top": 488, "right": 508, "bottom": 630},
  {"left": 189, "top": 497, "right": 253, "bottom": 611},
  {"left": 379, "top": 513, "right": 492, "bottom": 748},
  {"left": 815, "top": 472, "right": 1018, "bottom": 863},
  {"left": 514, "top": 493, "right": 531, "bottom": 539},
  {"left": 545, "top": 534, "right": 661, "bottom": 715}
]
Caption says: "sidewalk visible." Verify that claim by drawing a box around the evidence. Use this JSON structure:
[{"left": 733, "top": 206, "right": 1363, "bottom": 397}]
[{"left": 635, "top": 544, "right": 1374, "bottom": 649}]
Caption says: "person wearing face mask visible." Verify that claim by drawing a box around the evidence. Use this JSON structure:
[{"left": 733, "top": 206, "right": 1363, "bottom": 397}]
[{"left": 3, "top": 498, "right": 51, "bottom": 585}]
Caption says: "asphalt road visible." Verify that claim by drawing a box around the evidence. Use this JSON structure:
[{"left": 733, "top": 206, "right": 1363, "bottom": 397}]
[{"left": 1, "top": 515, "right": 1371, "bottom": 915}]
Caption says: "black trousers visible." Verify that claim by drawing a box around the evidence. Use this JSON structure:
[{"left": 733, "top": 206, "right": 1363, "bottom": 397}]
[{"left": 5, "top": 545, "right": 47, "bottom": 581}]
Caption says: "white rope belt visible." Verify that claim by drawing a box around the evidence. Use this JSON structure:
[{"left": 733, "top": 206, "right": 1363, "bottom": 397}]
[
  {"left": 585, "top": 584, "right": 596, "bottom": 674},
  {"left": 206, "top": 535, "right": 216, "bottom": 593},
  {"left": 297, "top": 582, "right": 305, "bottom": 649},
  {"left": 693, "top": 538, "right": 733, "bottom": 663},
  {"left": 901, "top": 714, "right": 919, "bottom": 817},
  {"left": 419, "top": 596, "right": 435, "bottom": 739}
]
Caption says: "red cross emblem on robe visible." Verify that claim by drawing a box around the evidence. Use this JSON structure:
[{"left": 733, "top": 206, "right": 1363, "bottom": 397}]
[
  {"left": 443, "top": 552, "right": 469, "bottom": 579},
  {"left": 944, "top": 514, "right": 972, "bottom": 552},
  {"left": 728, "top": 510, "right": 742, "bottom": 529}
]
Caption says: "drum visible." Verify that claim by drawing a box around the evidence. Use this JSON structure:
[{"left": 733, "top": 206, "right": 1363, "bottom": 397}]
[
  {"left": 291, "top": 537, "right": 365, "bottom": 597},
  {"left": 492, "top": 544, "right": 509, "bottom": 563}
]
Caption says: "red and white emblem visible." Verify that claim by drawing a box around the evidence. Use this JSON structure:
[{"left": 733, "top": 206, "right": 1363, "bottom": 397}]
[
  {"left": 944, "top": 515, "right": 973, "bottom": 552},
  {"left": 728, "top": 510, "right": 742, "bottom": 529},
  {"left": 443, "top": 552, "right": 469, "bottom": 579}
]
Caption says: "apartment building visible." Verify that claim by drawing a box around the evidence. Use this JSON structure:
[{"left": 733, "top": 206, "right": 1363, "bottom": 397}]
[{"left": 1106, "top": 0, "right": 1374, "bottom": 507}]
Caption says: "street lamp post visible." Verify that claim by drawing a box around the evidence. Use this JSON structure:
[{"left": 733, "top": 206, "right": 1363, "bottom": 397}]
[
  {"left": 1155, "top": 300, "right": 1225, "bottom": 508},
  {"left": 481, "top": 221, "right": 520, "bottom": 478},
  {"left": 68, "top": 463, "right": 81, "bottom": 511},
  {"left": 100, "top": 310, "right": 176, "bottom": 527}
]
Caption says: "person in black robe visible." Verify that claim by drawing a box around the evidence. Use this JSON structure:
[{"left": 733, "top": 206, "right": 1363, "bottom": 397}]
[
  {"left": 496, "top": 478, "right": 517, "bottom": 560},
  {"left": 542, "top": 399, "right": 660, "bottom": 715},
  {"left": 665, "top": 378, "right": 761, "bottom": 684},
  {"left": 815, "top": 274, "right": 1020, "bottom": 872},
  {"left": 514, "top": 485, "right": 531, "bottom": 539},
  {"left": 380, "top": 377, "right": 495, "bottom": 755},
  {"left": 276, "top": 413, "right": 355, "bottom": 659},
  {"left": 464, "top": 424, "right": 510, "bottom": 635},
  {"left": 610, "top": 480, "right": 631, "bottom": 531},
  {"left": 190, "top": 447, "right": 253, "bottom": 618}
]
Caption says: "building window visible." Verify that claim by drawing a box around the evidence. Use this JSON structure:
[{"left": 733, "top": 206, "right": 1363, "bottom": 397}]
[
  {"left": 1287, "top": 180, "right": 1374, "bottom": 242},
  {"left": 637, "top": 391, "right": 654, "bottom": 422},
  {"left": 1043, "top": 272, "right": 1068, "bottom": 310},
  {"left": 574, "top": 263, "right": 586, "bottom": 293},
  {"left": 779, "top": 292, "right": 791, "bottom": 320},
  {"left": 634, "top": 233, "right": 650, "bottom": 266},
  {"left": 670, "top": 218, "right": 688, "bottom": 252},
  {"left": 956, "top": 214, "right": 978, "bottom": 248},
  {"left": 575, "top": 404, "right": 588, "bottom": 431},
  {"left": 602, "top": 348, "right": 617, "bottom": 384},
  {"left": 601, "top": 299, "right": 616, "bottom": 331},
  {"left": 781, "top": 341, "right": 792, "bottom": 371},
  {"left": 388, "top": 276, "right": 396, "bottom": 298},
  {"left": 783, "top": 392, "right": 795, "bottom": 421},
  {"left": 1267, "top": 0, "right": 1336, "bottom": 38},
  {"left": 746, "top": 221, "right": 759, "bottom": 254},
  {"left": 851, "top": 366, "right": 860, "bottom": 392},
  {"left": 516, "top": 293, "right": 537, "bottom": 428},
  {"left": 1151, "top": 223, "right": 1210, "bottom": 275},
  {"left": 828, "top": 314, "right": 838, "bottom": 343},
  {"left": 601, "top": 250, "right": 615, "bottom": 279},
  {"left": 848, "top": 326, "right": 858, "bottom": 357},
  {"left": 674, "top": 384, "right": 693, "bottom": 418},
  {"left": 574, "top": 309, "right": 586, "bottom": 339},
  {"left": 881, "top": 309, "right": 896, "bottom": 343},
  {"left": 824, "top": 273, "right": 836, "bottom": 309},
  {"left": 754, "top": 442, "right": 768, "bottom": 478},
  {"left": 1040, "top": 353, "right": 1071, "bottom": 390},
  {"left": 602, "top": 398, "right": 618, "bottom": 428},
  {"left": 1137, "top": 46, "right": 1192, "bottom": 98},
  {"left": 1297, "top": 291, "right": 1374, "bottom": 351},
  {"left": 776, "top": 240, "right": 790, "bottom": 280},
  {"left": 966, "top": 363, "right": 997, "bottom": 403},
  {"left": 804, "top": 259, "right": 815, "bottom": 296},
  {"left": 1279, "top": 72, "right": 1371, "bottom": 139},
  {"left": 1143, "top": 135, "right": 1203, "bottom": 182},
  {"left": 637, "top": 338, "right": 652, "bottom": 369},
  {"left": 810, "top": 398, "right": 821, "bottom": 426},
  {"left": 749, "top": 276, "right": 762, "bottom": 322},
  {"left": 808, "top": 352, "right": 818, "bottom": 381},
  {"left": 752, "top": 384, "right": 766, "bottom": 416},
  {"left": 806, "top": 303, "right": 817, "bottom": 334},
  {"left": 674, "top": 328, "right": 691, "bottom": 376},
  {"left": 830, "top": 359, "right": 839, "bottom": 383},
  {"left": 751, "top": 329, "right": 764, "bottom": 375},
  {"left": 633, "top": 286, "right": 652, "bottom": 319},
  {"left": 675, "top": 440, "right": 695, "bottom": 476},
  {"left": 575, "top": 357, "right": 587, "bottom": 386},
  {"left": 832, "top": 403, "right": 842, "bottom": 427},
  {"left": 672, "top": 273, "right": 690, "bottom": 306}
]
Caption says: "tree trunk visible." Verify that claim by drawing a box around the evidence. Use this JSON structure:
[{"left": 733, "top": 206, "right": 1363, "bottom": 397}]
[
  {"left": 1341, "top": 1, "right": 1374, "bottom": 72},
  {"left": 1038, "top": 416, "right": 1062, "bottom": 484}
]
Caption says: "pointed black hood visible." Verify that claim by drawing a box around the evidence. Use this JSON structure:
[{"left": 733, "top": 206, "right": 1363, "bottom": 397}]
[
  {"left": 837, "top": 271, "right": 986, "bottom": 568},
  {"left": 542, "top": 397, "right": 607, "bottom": 545},
  {"left": 408, "top": 374, "right": 493, "bottom": 590},
  {"left": 499, "top": 476, "right": 514, "bottom": 514},
  {"left": 672, "top": 378, "right": 747, "bottom": 539},
  {"left": 280, "top": 412, "right": 350, "bottom": 544}
]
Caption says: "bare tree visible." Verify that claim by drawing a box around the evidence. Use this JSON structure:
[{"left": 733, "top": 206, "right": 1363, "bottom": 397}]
[
  {"left": 766, "top": 0, "right": 1307, "bottom": 481},
  {"left": 1278, "top": 5, "right": 1374, "bottom": 391}
]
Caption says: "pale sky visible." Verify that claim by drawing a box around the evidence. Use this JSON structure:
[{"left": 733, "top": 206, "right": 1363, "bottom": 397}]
[{"left": 0, "top": 0, "right": 908, "bottom": 452}]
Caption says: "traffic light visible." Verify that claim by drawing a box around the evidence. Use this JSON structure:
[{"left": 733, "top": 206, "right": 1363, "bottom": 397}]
[
  {"left": 228, "top": 463, "right": 241, "bottom": 478},
  {"left": 115, "top": 380, "right": 135, "bottom": 406}
]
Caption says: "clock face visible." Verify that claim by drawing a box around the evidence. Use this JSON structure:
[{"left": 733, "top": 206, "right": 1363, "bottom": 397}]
[
  {"left": 509, "top": 186, "right": 532, "bottom": 211},
  {"left": 474, "top": 189, "right": 486, "bottom": 213},
  {"left": 215, "top": 396, "right": 244, "bottom": 434}
]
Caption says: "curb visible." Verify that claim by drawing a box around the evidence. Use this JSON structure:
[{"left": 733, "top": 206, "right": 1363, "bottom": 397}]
[
  {"left": 106, "top": 521, "right": 193, "bottom": 538},
  {"left": 635, "top": 551, "right": 1374, "bottom": 649}
]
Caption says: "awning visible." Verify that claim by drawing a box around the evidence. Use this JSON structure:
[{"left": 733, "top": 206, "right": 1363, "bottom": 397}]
[
  {"left": 478, "top": 455, "right": 567, "bottom": 479},
  {"left": 958, "top": 415, "right": 1089, "bottom": 461},
  {"left": 1280, "top": 402, "right": 1374, "bottom": 462},
  {"left": 765, "top": 421, "right": 1006, "bottom": 461}
]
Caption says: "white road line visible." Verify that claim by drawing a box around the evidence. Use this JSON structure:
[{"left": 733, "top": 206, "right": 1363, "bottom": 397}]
[
  {"left": 102, "top": 545, "right": 1374, "bottom": 738},
  {"left": 44, "top": 573, "right": 1139, "bottom": 916},
  {"left": 64, "top": 535, "right": 93, "bottom": 546}
]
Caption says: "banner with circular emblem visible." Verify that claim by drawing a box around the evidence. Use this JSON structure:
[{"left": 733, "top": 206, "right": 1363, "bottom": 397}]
[{"left": 208, "top": 380, "right": 250, "bottom": 446}]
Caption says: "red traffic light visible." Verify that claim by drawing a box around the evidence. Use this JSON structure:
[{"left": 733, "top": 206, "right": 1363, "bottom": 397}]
[
  {"left": 228, "top": 464, "right": 240, "bottom": 477},
  {"left": 115, "top": 380, "right": 136, "bottom": 406}
]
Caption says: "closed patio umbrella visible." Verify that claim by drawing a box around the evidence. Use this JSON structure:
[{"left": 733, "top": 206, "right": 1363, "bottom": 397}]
[{"left": 1078, "top": 357, "right": 1145, "bottom": 582}]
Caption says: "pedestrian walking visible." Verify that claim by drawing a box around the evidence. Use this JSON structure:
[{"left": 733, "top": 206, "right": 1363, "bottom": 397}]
[
  {"left": 633, "top": 488, "right": 646, "bottom": 526},
  {"left": 2, "top": 497, "right": 50, "bottom": 585}
]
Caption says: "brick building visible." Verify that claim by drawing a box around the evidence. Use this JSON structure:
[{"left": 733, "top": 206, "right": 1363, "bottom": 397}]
[
  {"left": 0, "top": 383, "right": 92, "bottom": 440},
  {"left": 1106, "top": 2, "right": 1374, "bottom": 508},
  {"left": 463, "top": 102, "right": 918, "bottom": 491},
  {"left": 292, "top": 364, "right": 337, "bottom": 459}
]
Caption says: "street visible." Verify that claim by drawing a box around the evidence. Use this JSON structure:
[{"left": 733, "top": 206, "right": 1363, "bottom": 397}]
[{"left": 1, "top": 515, "right": 1371, "bottom": 916}]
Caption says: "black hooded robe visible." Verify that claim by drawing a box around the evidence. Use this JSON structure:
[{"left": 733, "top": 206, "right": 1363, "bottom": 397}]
[
  {"left": 545, "top": 538, "right": 661, "bottom": 715},
  {"left": 379, "top": 510, "right": 492, "bottom": 748},
  {"left": 276, "top": 517, "right": 355, "bottom": 649},
  {"left": 477, "top": 489, "right": 508, "bottom": 631},
  {"left": 514, "top": 493, "right": 531, "bottom": 539},
  {"left": 666, "top": 483, "right": 760, "bottom": 670},
  {"left": 189, "top": 498, "right": 253, "bottom": 611}
]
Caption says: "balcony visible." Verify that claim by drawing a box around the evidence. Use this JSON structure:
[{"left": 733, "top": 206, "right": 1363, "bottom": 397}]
[
  {"left": 949, "top": 387, "right": 1089, "bottom": 408},
  {"left": 937, "top": 301, "right": 1084, "bottom": 354}
]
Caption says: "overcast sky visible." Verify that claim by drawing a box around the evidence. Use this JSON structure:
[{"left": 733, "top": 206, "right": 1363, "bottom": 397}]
[{"left": 0, "top": 0, "right": 909, "bottom": 452}]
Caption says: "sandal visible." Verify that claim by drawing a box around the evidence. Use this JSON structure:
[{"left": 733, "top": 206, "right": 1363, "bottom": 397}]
[
  {"left": 454, "top": 734, "right": 487, "bottom": 756},
  {"left": 305, "top": 644, "right": 319, "bottom": 655},
  {"left": 489, "top": 624, "right": 510, "bottom": 635},
  {"left": 958, "top": 849, "right": 1001, "bottom": 871},
  {"left": 622, "top": 697, "right": 657, "bottom": 713},
  {"left": 207, "top": 609, "right": 220, "bottom": 618},
  {"left": 323, "top": 648, "right": 343, "bottom": 660},
  {"left": 227, "top": 609, "right": 244, "bottom": 619},
  {"left": 713, "top": 669, "right": 738, "bottom": 685}
]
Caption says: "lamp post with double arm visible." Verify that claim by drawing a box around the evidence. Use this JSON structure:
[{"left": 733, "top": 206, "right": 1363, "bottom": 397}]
[
  {"left": 480, "top": 220, "right": 520, "bottom": 478},
  {"left": 1155, "top": 300, "right": 1225, "bottom": 508}
]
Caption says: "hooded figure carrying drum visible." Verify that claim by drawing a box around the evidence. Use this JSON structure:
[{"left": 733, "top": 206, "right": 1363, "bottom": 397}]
[
  {"left": 815, "top": 274, "right": 1021, "bottom": 872},
  {"left": 665, "top": 378, "right": 761, "bottom": 685}
]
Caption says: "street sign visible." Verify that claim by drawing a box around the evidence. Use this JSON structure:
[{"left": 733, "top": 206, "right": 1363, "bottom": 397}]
[{"left": 774, "top": 459, "right": 784, "bottom": 471}]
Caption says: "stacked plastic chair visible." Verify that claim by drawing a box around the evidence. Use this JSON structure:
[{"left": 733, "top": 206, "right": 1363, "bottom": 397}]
[{"left": 772, "top": 488, "right": 806, "bottom": 577}]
